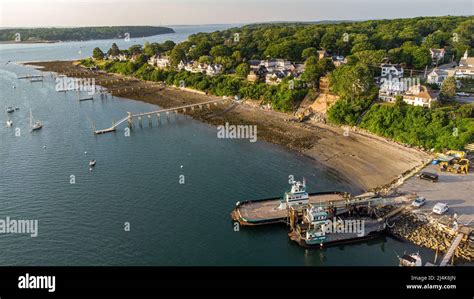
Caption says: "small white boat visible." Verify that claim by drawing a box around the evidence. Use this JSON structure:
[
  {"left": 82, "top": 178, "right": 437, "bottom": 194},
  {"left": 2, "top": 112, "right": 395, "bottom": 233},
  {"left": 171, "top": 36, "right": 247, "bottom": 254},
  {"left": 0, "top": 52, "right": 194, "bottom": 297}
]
[
  {"left": 30, "top": 109, "right": 43, "bottom": 131},
  {"left": 6, "top": 119, "right": 13, "bottom": 127},
  {"left": 399, "top": 252, "right": 422, "bottom": 267},
  {"left": 6, "top": 107, "right": 14, "bottom": 113},
  {"left": 89, "top": 160, "right": 96, "bottom": 167}
]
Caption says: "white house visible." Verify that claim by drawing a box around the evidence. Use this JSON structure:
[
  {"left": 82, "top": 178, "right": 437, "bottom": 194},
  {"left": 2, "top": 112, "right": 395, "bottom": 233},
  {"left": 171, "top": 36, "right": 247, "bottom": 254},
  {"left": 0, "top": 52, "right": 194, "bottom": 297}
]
[
  {"left": 454, "top": 50, "right": 474, "bottom": 79},
  {"left": 206, "top": 64, "right": 223, "bottom": 76},
  {"left": 148, "top": 54, "right": 170, "bottom": 68},
  {"left": 402, "top": 85, "right": 437, "bottom": 108},
  {"left": 427, "top": 68, "right": 455, "bottom": 86},
  {"left": 379, "top": 63, "right": 404, "bottom": 102}
]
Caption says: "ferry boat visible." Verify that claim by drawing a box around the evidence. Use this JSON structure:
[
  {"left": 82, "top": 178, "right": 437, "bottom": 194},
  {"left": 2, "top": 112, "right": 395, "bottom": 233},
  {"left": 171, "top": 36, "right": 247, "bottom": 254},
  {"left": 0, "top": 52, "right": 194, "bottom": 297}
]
[
  {"left": 231, "top": 178, "right": 347, "bottom": 226},
  {"left": 288, "top": 203, "right": 387, "bottom": 248}
]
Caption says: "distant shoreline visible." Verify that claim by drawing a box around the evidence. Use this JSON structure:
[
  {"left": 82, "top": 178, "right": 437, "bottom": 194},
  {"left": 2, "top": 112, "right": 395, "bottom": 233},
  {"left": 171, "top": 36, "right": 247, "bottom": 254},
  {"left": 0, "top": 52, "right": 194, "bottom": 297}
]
[
  {"left": 0, "top": 26, "right": 175, "bottom": 44},
  {"left": 0, "top": 40, "right": 59, "bottom": 44}
]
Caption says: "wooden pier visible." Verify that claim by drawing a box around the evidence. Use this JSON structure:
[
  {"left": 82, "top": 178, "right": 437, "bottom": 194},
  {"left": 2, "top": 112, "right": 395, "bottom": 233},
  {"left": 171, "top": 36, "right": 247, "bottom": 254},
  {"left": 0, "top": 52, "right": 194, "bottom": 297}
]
[
  {"left": 17, "top": 74, "right": 44, "bottom": 80},
  {"left": 439, "top": 233, "right": 464, "bottom": 266},
  {"left": 94, "top": 97, "right": 232, "bottom": 134}
]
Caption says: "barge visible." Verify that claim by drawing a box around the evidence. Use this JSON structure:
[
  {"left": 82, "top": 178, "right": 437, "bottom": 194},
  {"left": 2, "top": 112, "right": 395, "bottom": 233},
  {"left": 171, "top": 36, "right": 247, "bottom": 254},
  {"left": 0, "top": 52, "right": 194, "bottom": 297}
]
[
  {"left": 231, "top": 179, "right": 349, "bottom": 226},
  {"left": 287, "top": 204, "right": 387, "bottom": 248},
  {"left": 231, "top": 178, "right": 409, "bottom": 248}
]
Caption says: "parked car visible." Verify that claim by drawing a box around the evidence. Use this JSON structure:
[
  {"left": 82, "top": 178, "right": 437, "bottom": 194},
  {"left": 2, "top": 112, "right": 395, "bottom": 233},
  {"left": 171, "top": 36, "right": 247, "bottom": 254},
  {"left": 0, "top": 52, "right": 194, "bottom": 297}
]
[
  {"left": 412, "top": 197, "right": 426, "bottom": 208},
  {"left": 432, "top": 203, "right": 449, "bottom": 215},
  {"left": 418, "top": 172, "right": 439, "bottom": 183}
]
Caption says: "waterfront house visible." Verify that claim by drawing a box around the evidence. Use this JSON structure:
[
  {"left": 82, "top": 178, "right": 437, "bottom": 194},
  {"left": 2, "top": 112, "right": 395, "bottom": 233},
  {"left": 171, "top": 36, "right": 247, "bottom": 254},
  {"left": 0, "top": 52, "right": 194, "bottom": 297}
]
[
  {"left": 378, "top": 63, "right": 404, "bottom": 102},
  {"left": 402, "top": 85, "right": 437, "bottom": 108},
  {"left": 107, "top": 53, "right": 128, "bottom": 62},
  {"left": 177, "top": 60, "right": 186, "bottom": 70},
  {"left": 427, "top": 68, "right": 455, "bottom": 86},
  {"left": 206, "top": 64, "right": 223, "bottom": 76},
  {"left": 454, "top": 50, "right": 474, "bottom": 79},
  {"left": 148, "top": 54, "right": 171, "bottom": 68}
]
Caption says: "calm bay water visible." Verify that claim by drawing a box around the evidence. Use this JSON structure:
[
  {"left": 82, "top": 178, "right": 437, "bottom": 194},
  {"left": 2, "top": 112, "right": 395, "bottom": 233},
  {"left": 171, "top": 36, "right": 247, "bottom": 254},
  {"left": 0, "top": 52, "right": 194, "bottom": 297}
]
[{"left": 0, "top": 25, "right": 438, "bottom": 266}]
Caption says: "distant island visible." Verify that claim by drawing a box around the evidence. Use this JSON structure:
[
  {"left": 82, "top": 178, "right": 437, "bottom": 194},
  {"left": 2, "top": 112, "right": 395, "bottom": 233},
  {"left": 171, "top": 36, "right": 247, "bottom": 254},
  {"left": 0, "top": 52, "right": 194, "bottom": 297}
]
[{"left": 0, "top": 26, "right": 175, "bottom": 43}]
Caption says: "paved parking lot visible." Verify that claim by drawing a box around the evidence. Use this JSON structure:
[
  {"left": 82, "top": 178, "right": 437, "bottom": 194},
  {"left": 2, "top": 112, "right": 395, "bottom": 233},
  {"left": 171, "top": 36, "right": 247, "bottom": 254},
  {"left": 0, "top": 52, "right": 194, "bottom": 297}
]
[{"left": 398, "top": 164, "right": 474, "bottom": 227}]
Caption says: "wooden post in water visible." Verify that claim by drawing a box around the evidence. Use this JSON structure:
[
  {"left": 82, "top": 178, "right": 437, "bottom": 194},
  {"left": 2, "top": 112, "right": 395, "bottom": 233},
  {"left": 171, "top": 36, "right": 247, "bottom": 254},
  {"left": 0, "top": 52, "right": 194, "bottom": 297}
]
[
  {"left": 127, "top": 112, "right": 132, "bottom": 128},
  {"left": 147, "top": 114, "right": 152, "bottom": 127},
  {"left": 138, "top": 116, "right": 142, "bottom": 127},
  {"left": 156, "top": 113, "right": 160, "bottom": 125},
  {"left": 166, "top": 111, "right": 170, "bottom": 122}
]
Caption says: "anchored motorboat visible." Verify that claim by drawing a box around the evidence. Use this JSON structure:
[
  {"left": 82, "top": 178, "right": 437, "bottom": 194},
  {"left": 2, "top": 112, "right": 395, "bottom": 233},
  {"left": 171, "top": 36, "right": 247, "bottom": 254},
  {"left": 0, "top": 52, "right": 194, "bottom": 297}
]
[
  {"left": 89, "top": 160, "right": 96, "bottom": 167},
  {"left": 6, "top": 119, "right": 13, "bottom": 127},
  {"left": 6, "top": 106, "right": 14, "bottom": 113}
]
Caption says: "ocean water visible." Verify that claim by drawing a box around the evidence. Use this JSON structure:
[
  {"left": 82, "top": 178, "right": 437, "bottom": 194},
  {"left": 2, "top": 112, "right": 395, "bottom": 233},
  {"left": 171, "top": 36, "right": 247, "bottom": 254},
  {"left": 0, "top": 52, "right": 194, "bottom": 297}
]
[{"left": 0, "top": 25, "right": 442, "bottom": 266}]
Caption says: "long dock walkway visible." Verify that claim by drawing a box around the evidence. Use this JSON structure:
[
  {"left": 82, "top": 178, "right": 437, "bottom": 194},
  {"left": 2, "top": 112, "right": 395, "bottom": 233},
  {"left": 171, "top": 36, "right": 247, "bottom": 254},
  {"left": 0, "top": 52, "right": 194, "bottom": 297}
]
[
  {"left": 94, "top": 98, "right": 231, "bottom": 134},
  {"left": 439, "top": 233, "right": 464, "bottom": 266}
]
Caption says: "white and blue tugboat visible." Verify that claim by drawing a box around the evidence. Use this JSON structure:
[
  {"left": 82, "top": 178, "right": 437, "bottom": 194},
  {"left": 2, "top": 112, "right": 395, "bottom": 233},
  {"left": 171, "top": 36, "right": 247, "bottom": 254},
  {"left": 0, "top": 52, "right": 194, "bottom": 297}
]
[{"left": 304, "top": 206, "right": 329, "bottom": 245}]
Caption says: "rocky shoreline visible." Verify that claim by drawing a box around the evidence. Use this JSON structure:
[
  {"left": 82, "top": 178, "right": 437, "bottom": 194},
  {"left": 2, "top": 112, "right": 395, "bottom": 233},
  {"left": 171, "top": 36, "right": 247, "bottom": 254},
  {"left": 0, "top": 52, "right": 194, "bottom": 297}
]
[{"left": 390, "top": 213, "right": 473, "bottom": 264}]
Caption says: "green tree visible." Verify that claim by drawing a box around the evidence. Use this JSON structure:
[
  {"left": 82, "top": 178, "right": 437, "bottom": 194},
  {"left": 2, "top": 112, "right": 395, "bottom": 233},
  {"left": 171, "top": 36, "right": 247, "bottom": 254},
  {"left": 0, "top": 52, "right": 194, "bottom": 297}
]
[
  {"left": 301, "top": 47, "right": 318, "bottom": 60},
  {"left": 235, "top": 63, "right": 250, "bottom": 77},
  {"left": 161, "top": 40, "right": 176, "bottom": 52},
  {"left": 108, "top": 43, "right": 120, "bottom": 56},
  {"left": 440, "top": 77, "right": 457, "bottom": 101},
  {"left": 92, "top": 47, "right": 104, "bottom": 60},
  {"left": 210, "top": 45, "right": 232, "bottom": 57},
  {"left": 329, "top": 63, "right": 374, "bottom": 99},
  {"left": 169, "top": 48, "right": 186, "bottom": 66}
]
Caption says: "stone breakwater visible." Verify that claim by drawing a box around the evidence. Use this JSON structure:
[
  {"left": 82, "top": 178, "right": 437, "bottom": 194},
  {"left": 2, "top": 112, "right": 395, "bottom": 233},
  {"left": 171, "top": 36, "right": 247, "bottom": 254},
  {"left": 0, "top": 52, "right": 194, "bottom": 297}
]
[{"left": 389, "top": 213, "right": 474, "bottom": 263}]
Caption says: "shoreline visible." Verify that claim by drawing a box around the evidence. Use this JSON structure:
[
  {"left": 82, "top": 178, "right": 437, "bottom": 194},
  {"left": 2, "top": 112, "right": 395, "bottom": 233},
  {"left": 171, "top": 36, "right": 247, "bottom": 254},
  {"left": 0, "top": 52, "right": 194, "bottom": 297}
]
[{"left": 24, "top": 60, "right": 430, "bottom": 193}]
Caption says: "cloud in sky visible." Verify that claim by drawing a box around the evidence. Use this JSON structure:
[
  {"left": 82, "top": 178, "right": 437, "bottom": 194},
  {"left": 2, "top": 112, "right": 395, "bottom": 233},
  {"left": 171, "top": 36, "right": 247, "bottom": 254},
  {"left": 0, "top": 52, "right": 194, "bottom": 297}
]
[{"left": 0, "top": 0, "right": 472, "bottom": 27}]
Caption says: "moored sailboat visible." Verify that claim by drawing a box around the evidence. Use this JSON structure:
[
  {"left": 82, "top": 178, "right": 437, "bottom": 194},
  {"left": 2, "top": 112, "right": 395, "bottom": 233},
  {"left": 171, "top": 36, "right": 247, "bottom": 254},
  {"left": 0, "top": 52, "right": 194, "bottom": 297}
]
[{"left": 30, "top": 109, "right": 43, "bottom": 131}]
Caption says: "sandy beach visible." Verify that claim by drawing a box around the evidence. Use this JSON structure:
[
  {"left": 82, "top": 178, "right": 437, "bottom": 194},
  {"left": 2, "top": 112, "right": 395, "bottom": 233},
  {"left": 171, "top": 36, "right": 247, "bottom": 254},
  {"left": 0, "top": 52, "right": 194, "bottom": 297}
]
[{"left": 26, "top": 60, "right": 430, "bottom": 192}]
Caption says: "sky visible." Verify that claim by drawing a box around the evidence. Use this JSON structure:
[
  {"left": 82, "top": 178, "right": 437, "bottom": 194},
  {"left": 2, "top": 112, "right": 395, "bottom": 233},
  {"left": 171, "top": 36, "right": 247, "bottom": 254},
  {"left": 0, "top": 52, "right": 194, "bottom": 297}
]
[{"left": 0, "top": 0, "right": 473, "bottom": 27}]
